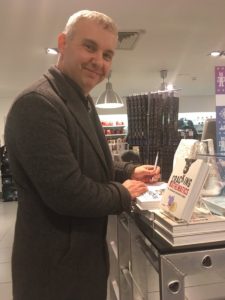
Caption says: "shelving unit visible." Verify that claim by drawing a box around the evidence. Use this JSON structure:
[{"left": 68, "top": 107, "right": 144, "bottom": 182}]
[
  {"left": 102, "top": 124, "right": 126, "bottom": 140},
  {"left": 105, "top": 134, "right": 126, "bottom": 139},
  {"left": 102, "top": 126, "right": 125, "bottom": 129},
  {"left": 0, "top": 146, "right": 18, "bottom": 202}
]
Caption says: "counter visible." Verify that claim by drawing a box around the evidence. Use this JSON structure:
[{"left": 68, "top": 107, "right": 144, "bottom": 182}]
[{"left": 107, "top": 207, "right": 225, "bottom": 300}]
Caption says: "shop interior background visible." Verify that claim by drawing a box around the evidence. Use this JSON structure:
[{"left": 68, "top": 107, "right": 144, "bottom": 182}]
[{"left": 1, "top": 0, "right": 225, "bottom": 144}]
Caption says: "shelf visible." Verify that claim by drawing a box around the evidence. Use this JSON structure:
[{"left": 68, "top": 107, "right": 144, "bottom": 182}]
[
  {"left": 105, "top": 134, "right": 126, "bottom": 138},
  {"left": 102, "top": 123, "right": 126, "bottom": 139},
  {"left": 102, "top": 125, "right": 125, "bottom": 129}
]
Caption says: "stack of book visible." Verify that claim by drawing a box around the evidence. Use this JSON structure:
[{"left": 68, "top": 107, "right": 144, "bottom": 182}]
[
  {"left": 154, "top": 144, "right": 225, "bottom": 246},
  {"left": 153, "top": 209, "right": 225, "bottom": 246},
  {"left": 136, "top": 182, "right": 167, "bottom": 210}
]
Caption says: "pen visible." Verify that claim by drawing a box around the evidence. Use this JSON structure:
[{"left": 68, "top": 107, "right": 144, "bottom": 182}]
[{"left": 154, "top": 151, "right": 159, "bottom": 170}]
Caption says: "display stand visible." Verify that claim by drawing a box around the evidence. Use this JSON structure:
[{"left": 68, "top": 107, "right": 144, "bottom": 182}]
[
  {"left": 0, "top": 146, "right": 18, "bottom": 202},
  {"left": 107, "top": 149, "right": 225, "bottom": 299}
]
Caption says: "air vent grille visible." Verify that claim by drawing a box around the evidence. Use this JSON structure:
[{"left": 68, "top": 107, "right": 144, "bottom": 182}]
[{"left": 117, "top": 30, "right": 144, "bottom": 50}]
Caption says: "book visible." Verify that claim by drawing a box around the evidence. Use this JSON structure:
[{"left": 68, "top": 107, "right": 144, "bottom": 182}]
[
  {"left": 203, "top": 196, "right": 225, "bottom": 216},
  {"left": 136, "top": 182, "right": 167, "bottom": 210},
  {"left": 153, "top": 221, "right": 225, "bottom": 246},
  {"left": 160, "top": 158, "right": 209, "bottom": 221},
  {"left": 153, "top": 209, "right": 225, "bottom": 235},
  {"left": 172, "top": 139, "right": 200, "bottom": 170}
]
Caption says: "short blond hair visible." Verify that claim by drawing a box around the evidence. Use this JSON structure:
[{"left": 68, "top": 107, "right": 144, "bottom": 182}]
[{"left": 63, "top": 10, "right": 118, "bottom": 39}]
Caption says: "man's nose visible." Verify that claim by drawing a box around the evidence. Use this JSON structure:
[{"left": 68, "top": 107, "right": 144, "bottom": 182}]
[{"left": 91, "top": 51, "right": 104, "bottom": 65}]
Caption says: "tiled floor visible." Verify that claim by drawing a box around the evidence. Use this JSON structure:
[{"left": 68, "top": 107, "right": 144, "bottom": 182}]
[{"left": 0, "top": 200, "right": 17, "bottom": 300}]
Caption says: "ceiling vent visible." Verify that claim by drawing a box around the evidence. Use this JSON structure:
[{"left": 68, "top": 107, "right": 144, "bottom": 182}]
[{"left": 117, "top": 30, "right": 144, "bottom": 50}]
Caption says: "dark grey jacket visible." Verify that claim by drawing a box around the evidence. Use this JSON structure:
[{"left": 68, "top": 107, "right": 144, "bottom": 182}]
[{"left": 5, "top": 66, "right": 134, "bottom": 300}]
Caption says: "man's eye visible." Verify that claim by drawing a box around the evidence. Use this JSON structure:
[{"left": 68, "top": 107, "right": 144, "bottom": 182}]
[
  {"left": 85, "top": 43, "right": 95, "bottom": 51},
  {"left": 104, "top": 53, "right": 113, "bottom": 62}
]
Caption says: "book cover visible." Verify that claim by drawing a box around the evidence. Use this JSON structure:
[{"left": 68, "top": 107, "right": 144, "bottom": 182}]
[
  {"left": 172, "top": 139, "right": 199, "bottom": 170},
  {"left": 160, "top": 158, "right": 209, "bottom": 221},
  {"left": 153, "top": 209, "right": 225, "bottom": 235},
  {"left": 154, "top": 220, "right": 225, "bottom": 246}
]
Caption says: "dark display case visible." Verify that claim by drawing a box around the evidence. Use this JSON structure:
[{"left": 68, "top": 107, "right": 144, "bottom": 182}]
[{"left": 0, "top": 146, "right": 18, "bottom": 202}]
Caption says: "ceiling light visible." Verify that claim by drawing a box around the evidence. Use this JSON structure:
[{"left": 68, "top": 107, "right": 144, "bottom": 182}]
[
  {"left": 95, "top": 72, "right": 124, "bottom": 109},
  {"left": 209, "top": 51, "right": 225, "bottom": 57},
  {"left": 46, "top": 48, "right": 58, "bottom": 55},
  {"left": 167, "top": 84, "right": 174, "bottom": 91},
  {"left": 157, "top": 69, "right": 181, "bottom": 93},
  {"left": 158, "top": 69, "right": 169, "bottom": 91}
]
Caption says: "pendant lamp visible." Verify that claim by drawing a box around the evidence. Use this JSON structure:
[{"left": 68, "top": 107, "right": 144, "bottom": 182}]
[
  {"left": 157, "top": 69, "right": 181, "bottom": 93},
  {"left": 159, "top": 69, "right": 169, "bottom": 91},
  {"left": 95, "top": 72, "right": 124, "bottom": 109}
]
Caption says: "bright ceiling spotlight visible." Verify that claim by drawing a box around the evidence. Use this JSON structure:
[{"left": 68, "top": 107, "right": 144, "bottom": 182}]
[
  {"left": 209, "top": 51, "right": 223, "bottom": 57},
  {"left": 46, "top": 48, "right": 58, "bottom": 55}
]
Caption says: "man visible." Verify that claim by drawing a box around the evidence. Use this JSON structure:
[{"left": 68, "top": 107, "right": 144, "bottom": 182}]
[{"left": 5, "top": 10, "right": 160, "bottom": 300}]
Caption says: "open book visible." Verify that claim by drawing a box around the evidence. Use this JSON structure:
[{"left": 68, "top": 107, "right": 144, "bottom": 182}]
[{"left": 160, "top": 158, "right": 209, "bottom": 221}]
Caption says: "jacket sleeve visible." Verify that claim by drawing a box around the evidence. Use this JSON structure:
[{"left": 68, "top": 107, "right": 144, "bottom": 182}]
[
  {"left": 5, "top": 93, "right": 131, "bottom": 217},
  {"left": 113, "top": 160, "right": 137, "bottom": 182}
]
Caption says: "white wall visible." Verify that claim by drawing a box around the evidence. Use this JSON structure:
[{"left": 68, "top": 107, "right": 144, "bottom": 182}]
[
  {"left": 179, "top": 95, "right": 216, "bottom": 113},
  {"left": 96, "top": 94, "right": 216, "bottom": 115},
  {"left": 0, "top": 94, "right": 216, "bottom": 145},
  {"left": 0, "top": 97, "right": 14, "bottom": 146}
]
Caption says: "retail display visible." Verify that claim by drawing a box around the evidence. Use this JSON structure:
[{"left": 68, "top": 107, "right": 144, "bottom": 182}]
[
  {"left": 100, "top": 120, "right": 127, "bottom": 160},
  {"left": 126, "top": 92, "right": 180, "bottom": 180},
  {"left": 0, "top": 146, "right": 18, "bottom": 202},
  {"left": 101, "top": 121, "right": 126, "bottom": 140},
  {"left": 178, "top": 118, "right": 199, "bottom": 139}
]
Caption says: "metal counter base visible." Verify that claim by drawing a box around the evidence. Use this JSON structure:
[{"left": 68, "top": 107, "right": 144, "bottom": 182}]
[{"left": 107, "top": 211, "right": 225, "bottom": 300}]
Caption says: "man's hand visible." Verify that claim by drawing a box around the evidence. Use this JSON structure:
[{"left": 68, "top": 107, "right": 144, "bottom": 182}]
[
  {"left": 131, "top": 165, "right": 161, "bottom": 183},
  {"left": 122, "top": 179, "right": 148, "bottom": 200}
]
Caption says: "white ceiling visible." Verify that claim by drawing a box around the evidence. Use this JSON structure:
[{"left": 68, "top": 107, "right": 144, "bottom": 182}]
[{"left": 1, "top": 0, "right": 225, "bottom": 101}]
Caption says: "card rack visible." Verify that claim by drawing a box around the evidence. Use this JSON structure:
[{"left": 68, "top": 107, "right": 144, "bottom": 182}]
[{"left": 126, "top": 92, "right": 180, "bottom": 181}]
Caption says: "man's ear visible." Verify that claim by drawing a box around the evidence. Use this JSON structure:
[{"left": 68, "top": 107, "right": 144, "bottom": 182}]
[{"left": 58, "top": 33, "right": 66, "bottom": 54}]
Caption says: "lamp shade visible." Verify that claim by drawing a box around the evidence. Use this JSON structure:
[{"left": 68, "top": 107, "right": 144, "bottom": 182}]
[{"left": 95, "top": 81, "right": 124, "bottom": 109}]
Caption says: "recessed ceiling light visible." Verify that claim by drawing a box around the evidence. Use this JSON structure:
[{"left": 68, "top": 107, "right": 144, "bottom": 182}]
[
  {"left": 46, "top": 48, "right": 58, "bottom": 55},
  {"left": 209, "top": 51, "right": 224, "bottom": 57}
]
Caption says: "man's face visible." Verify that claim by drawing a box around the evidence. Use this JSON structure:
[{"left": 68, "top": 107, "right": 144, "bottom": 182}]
[{"left": 58, "top": 19, "right": 118, "bottom": 95}]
